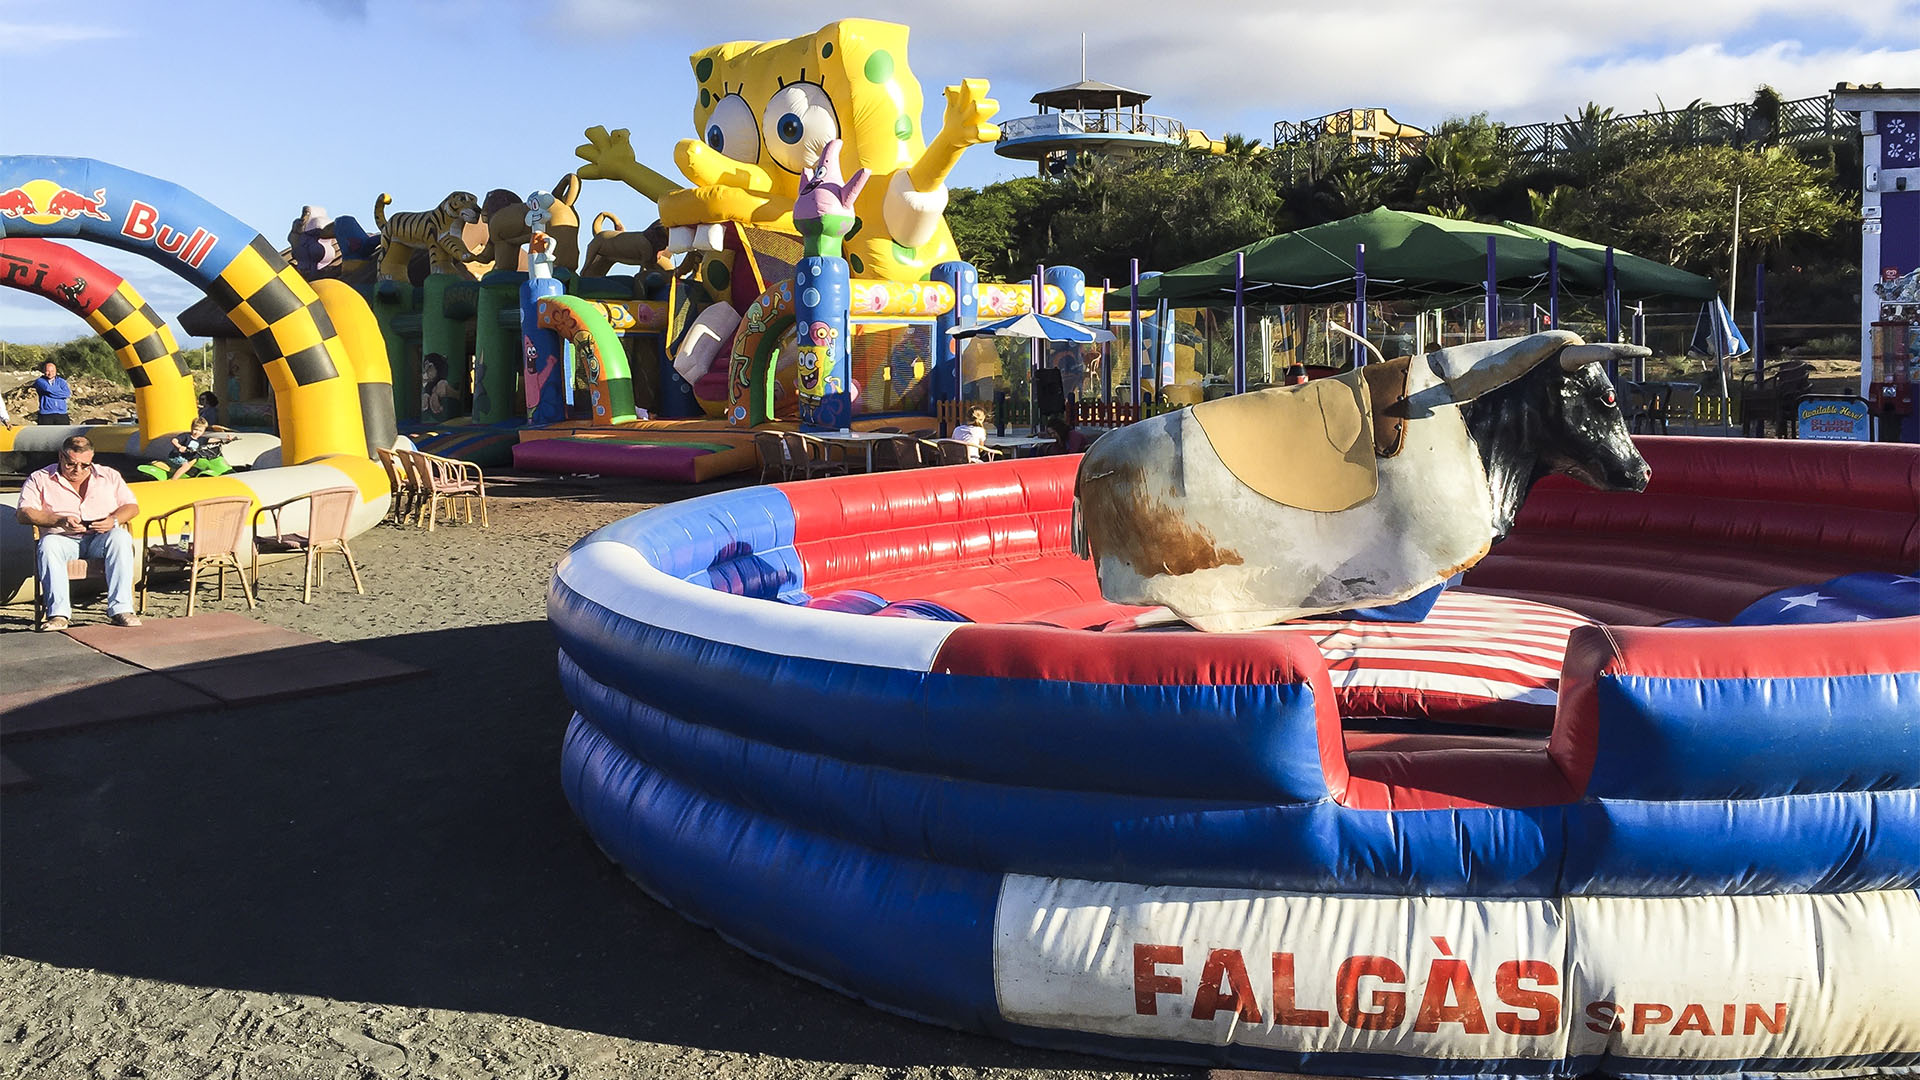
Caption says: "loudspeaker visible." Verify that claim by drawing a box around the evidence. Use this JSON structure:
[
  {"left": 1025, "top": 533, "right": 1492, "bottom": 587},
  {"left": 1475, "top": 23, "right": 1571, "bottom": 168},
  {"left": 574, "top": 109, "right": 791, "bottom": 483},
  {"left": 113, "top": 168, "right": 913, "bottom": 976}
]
[{"left": 1034, "top": 367, "right": 1066, "bottom": 419}]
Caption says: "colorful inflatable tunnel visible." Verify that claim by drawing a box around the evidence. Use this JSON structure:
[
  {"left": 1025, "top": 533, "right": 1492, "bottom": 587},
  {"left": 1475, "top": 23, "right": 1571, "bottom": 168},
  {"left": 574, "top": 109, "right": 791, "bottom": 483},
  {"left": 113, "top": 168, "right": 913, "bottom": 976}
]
[
  {"left": 0, "top": 156, "right": 390, "bottom": 605},
  {"left": 550, "top": 438, "right": 1920, "bottom": 1077}
]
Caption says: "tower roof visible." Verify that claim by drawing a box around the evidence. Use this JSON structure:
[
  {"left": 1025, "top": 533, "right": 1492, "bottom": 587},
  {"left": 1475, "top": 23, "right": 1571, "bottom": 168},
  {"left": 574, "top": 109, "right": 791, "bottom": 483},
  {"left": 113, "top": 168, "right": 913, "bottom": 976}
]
[{"left": 1030, "top": 80, "right": 1151, "bottom": 110}]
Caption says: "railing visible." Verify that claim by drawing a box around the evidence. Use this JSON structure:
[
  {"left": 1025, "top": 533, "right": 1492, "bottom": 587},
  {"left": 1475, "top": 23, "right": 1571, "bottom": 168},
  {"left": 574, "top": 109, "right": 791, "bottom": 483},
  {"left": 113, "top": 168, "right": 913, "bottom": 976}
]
[
  {"left": 998, "top": 111, "right": 1189, "bottom": 144},
  {"left": 1272, "top": 93, "right": 1848, "bottom": 183}
]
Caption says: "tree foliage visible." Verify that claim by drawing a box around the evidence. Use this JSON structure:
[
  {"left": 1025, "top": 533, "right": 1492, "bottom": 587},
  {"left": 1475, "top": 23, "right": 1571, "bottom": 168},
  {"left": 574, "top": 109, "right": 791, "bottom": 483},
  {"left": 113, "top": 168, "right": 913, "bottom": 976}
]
[
  {"left": 1541, "top": 145, "right": 1853, "bottom": 274},
  {"left": 944, "top": 92, "right": 1857, "bottom": 319}
]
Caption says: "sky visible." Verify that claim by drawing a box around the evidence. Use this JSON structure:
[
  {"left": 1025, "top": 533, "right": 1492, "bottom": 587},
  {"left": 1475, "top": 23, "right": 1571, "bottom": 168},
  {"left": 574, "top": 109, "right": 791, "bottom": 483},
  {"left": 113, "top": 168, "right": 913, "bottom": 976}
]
[{"left": 1, "top": 0, "right": 1915, "bottom": 344}]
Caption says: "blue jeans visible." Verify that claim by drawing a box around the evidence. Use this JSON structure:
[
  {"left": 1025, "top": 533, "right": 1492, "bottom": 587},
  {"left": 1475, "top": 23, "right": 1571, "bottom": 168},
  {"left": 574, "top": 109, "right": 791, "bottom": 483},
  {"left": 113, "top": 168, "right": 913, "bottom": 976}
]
[{"left": 37, "top": 528, "right": 136, "bottom": 619}]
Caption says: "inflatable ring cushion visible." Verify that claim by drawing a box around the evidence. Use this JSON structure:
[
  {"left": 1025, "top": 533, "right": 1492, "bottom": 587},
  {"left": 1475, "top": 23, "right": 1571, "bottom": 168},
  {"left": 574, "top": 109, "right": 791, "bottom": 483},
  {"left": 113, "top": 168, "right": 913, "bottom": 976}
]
[{"left": 549, "top": 437, "right": 1920, "bottom": 1078}]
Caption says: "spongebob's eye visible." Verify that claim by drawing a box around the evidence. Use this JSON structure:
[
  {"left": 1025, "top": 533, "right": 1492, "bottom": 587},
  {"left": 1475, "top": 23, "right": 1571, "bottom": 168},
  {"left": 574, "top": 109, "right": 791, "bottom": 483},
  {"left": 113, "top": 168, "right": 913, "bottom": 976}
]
[
  {"left": 704, "top": 94, "right": 759, "bottom": 164},
  {"left": 761, "top": 82, "right": 839, "bottom": 174}
]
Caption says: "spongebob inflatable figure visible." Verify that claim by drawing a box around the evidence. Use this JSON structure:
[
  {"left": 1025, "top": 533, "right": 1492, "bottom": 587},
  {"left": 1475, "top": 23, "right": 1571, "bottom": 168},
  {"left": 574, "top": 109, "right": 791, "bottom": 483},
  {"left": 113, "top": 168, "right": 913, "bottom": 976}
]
[{"left": 576, "top": 18, "right": 998, "bottom": 283}]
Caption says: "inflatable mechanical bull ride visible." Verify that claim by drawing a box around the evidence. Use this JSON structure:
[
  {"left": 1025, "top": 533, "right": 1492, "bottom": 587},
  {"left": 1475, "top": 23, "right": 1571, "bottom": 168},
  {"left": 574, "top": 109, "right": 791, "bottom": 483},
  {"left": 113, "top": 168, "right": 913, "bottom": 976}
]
[{"left": 1073, "top": 331, "right": 1652, "bottom": 629}]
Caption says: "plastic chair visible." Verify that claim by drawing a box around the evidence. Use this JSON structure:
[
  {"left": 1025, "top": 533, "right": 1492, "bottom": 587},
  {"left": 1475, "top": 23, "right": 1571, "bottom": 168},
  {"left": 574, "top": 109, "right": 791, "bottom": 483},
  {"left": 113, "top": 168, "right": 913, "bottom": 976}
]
[
  {"left": 400, "top": 449, "right": 487, "bottom": 530},
  {"left": 783, "top": 432, "right": 849, "bottom": 479},
  {"left": 251, "top": 486, "right": 366, "bottom": 603},
  {"left": 374, "top": 447, "right": 415, "bottom": 523},
  {"left": 753, "top": 431, "right": 795, "bottom": 482},
  {"left": 139, "top": 496, "right": 257, "bottom": 616},
  {"left": 29, "top": 525, "right": 105, "bottom": 629},
  {"left": 935, "top": 439, "right": 1002, "bottom": 466}
]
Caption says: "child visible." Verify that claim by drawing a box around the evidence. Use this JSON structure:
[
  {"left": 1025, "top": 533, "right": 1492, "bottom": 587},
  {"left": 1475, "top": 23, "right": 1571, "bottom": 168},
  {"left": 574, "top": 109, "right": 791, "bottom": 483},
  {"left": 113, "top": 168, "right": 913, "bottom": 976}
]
[
  {"left": 197, "top": 391, "right": 219, "bottom": 426},
  {"left": 165, "top": 418, "right": 231, "bottom": 478},
  {"left": 950, "top": 405, "right": 990, "bottom": 462}
]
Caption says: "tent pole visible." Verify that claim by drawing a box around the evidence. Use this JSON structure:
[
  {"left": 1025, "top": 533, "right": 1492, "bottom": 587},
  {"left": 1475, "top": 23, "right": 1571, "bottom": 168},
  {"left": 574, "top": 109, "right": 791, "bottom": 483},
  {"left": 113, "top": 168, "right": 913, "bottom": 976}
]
[
  {"left": 1129, "top": 259, "right": 1141, "bottom": 411},
  {"left": 1101, "top": 277, "right": 1113, "bottom": 404},
  {"left": 1633, "top": 303, "right": 1646, "bottom": 381},
  {"left": 1354, "top": 243, "right": 1367, "bottom": 367},
  {"left": 1603, "top": 246, "right": 1620, "bottom": 383},
  {"left": 1547, "top": 242, "right": 1560, "bottom": 328},
  {"left": 1484, "top": 236, "right": 1497, "bottom": 342},
  {"left": 1032, "top": 264, "right": 1044, "bottom": 432},
  {"left": 1233, "top": 252, "right": 1247, "bottom": 394},
  {"left": 1753, "top": 261, "right": 1766, "bottom": 381}
]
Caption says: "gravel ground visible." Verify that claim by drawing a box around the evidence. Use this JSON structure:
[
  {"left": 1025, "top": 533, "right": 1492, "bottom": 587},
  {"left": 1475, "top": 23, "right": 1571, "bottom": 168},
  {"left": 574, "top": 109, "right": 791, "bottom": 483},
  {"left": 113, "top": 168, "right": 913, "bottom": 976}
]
[{"left": 0, "top": 473, "right": 1199, "bottom": 1080}]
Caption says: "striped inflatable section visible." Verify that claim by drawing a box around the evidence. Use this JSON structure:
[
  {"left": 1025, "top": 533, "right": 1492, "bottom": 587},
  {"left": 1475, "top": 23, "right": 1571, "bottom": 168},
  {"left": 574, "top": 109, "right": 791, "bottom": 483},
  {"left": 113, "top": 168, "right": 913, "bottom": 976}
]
[{"left": 551, "top": 445, "right": 1920, "bottom": 1078}]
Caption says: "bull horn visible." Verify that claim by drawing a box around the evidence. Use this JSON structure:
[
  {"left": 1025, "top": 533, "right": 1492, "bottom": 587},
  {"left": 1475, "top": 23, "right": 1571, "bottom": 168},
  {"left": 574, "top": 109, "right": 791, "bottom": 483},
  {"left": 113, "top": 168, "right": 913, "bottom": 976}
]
[{"left": 1559, "top": 342, "right": 1651, "bottom": 371}]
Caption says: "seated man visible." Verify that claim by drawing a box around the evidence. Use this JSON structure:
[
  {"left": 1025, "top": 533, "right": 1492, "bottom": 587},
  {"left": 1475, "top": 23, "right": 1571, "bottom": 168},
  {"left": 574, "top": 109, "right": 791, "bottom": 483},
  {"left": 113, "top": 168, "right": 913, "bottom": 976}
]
[{"left": 15, "top": 435, "right": 143, "bottom": 631}]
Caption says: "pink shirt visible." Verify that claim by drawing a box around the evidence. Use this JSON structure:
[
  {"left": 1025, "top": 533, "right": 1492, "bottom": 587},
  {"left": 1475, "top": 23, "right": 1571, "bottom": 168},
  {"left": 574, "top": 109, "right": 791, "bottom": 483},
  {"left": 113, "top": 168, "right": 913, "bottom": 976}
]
[{"left": 18, "top": 462, "right": 137, "bottom": 537}]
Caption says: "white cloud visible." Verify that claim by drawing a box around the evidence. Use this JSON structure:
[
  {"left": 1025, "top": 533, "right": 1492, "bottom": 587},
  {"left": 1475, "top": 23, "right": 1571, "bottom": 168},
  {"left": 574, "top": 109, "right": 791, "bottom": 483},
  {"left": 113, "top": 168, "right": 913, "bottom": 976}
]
[{"left": 0, "top": 20, "right": 123, "bottom": 52}]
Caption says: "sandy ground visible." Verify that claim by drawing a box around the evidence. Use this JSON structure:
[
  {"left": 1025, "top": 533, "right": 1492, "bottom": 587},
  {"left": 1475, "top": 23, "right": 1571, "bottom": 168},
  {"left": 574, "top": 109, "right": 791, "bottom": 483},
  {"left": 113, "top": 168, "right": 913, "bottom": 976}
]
[{"left": 0, "top": 473, "right": 1194, "bottom": 1080}]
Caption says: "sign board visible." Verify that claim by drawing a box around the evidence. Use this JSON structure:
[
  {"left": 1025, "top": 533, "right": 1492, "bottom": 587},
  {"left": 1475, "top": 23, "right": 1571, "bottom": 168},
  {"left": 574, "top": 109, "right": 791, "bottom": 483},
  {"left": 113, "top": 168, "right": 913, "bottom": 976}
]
[{"left": 1796, "top": 397, "right": 1871, "bottom": 441}]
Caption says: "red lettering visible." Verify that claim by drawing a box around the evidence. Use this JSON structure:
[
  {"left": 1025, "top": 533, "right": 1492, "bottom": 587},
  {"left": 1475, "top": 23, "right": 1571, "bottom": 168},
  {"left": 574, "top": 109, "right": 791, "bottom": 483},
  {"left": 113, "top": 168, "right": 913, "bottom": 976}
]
[
  {"left": 1671, "top": 1003, "right": 1715, "bottom": 1035},
  {"left": 1632, "top": 1002, "right": 1673, "bottom": 1035},
  {"left": 1132, "top": 944, "right": 1183, "bottom": 1016},
  {"left": 1494, "top": 960, "right": 1560, "bottom": 1036},
  {"left": 156, "top": 224, "right": 188, "bottom": 255},
  {"left": 184, "top": 228, "right": 213, "bottom": 267},
  {"left": 1335, "top": 955, "right": 1406, "bottom": 1031},
  {"left": 1271, "top": 953, "right": 1330, "bottom": 1028},
  {"left": 1584, "top": 1000, "right": 1622, "bottom": 1034},
  {"left": 1722, "top": 1003, "right": 1736, "bottom": 1036},
  {"left": 1743, "top": 1002, "right": 1788, "bottom": 1035},
  {"left": 1192, "top": 949, "right": 1262, "bottom": 1023},
  {"left": 1414, "top": 957, "right": 1488, "bottom": 1033},
  {"left": 121, "top": 200, "right": 158, "bottom": 241}
]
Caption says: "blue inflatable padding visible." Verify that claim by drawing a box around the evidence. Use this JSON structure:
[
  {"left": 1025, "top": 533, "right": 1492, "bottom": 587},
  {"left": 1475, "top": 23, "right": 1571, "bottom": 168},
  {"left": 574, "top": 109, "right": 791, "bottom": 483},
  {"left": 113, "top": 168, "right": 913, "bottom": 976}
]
[
  {"left": 580, "top": 485, "right": 806, "bottom": 599},
  {"left": 564, "top": 710, "right": 1920, "bottom": 1078},
  {"left": 1562, "top": 788, "right": 1920, "bottom": 896},
  {"left": 549, "top": 581, "right": 1336, "bottom": 803},
  {"left": 1589, "top": 673, "right": 1920, "bottom": 800},
  {"left": 1731, "top": 572, "right": 1920, "bottom": 625},
  {"left": 874, "top": 599, "right": 970, "bottom": 621},
  {"left": 1331, "top": 578, "right": 1451, "bottom": 623},
  {"left": 558, "top": 654, "right": 1567, "bottom": 895},
  {"left": 805, "top": 589, "right": 886, "bottom": 613},
  {"left": 562, "top": 716, "right": 1005, "bottom": 1031}
]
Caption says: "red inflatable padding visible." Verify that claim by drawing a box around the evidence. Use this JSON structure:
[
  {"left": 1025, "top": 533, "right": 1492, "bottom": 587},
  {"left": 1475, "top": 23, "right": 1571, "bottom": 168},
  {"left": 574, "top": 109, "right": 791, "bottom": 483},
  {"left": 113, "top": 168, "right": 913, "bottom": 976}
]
[
  {"left": 933, "top": 621, "right": 1330, "bottom": 688},
  {"left": 782, "top": 458, "right": 1080, "bottom": 596},
  {"left": 1544, "top": 436, "right": 1920, "bottom": 512}
]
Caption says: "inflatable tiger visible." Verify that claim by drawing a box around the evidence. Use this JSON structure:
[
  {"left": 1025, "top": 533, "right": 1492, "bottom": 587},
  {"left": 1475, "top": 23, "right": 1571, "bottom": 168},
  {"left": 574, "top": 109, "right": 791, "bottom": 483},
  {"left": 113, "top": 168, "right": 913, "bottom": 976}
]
[{"left": 373, "top": 190, "right": 484, "bottom": 282}]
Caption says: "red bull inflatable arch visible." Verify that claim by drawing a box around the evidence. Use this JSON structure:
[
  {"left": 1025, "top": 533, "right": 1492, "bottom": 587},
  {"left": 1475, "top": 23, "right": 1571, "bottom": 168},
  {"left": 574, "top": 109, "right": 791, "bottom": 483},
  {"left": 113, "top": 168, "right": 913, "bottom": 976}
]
[
  {"left": 0, "top": 156, "right": 394, "bottom": 605},
  {"left": 0, "top": 155, "right": 394, "bottom": 459}
]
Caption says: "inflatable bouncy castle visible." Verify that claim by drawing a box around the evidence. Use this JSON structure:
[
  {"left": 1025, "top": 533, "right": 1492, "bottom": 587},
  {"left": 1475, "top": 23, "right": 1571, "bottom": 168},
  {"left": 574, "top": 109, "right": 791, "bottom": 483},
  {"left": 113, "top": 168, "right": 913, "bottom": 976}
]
[{"left": 552, "top": 432, "right": 1920, "bottom": 1077}]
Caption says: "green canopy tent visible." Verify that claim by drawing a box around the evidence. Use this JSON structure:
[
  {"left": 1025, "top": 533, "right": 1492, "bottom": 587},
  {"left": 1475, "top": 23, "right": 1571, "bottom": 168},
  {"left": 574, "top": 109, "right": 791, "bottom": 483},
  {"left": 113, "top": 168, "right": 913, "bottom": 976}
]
[
  {"left": 1114, "top": 208, "right": 1557, "bottom": 307},
  {"left": 1499, "top": 222, "right": 1717, "bottom": 301}
]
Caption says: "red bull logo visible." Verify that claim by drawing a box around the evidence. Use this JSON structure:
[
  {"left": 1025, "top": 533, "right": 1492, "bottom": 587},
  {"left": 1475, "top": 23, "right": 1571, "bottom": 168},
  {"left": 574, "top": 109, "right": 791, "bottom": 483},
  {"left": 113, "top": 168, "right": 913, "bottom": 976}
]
[
  {"left": 0, "top": 180, "right": 113, "bottom": 223},
  {"left": 0, "top": 187, "right": 37, "bottom": 218}
]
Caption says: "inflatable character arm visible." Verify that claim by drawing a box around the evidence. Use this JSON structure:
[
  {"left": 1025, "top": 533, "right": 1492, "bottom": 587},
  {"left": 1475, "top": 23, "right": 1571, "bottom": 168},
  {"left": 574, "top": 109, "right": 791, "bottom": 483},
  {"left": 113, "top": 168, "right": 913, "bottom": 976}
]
[
  {"left": 575, "top": 126, "right": 679, "bottom": 202},
  {"left": 886, "top": 79, "right": 999, "bottom": 250}
]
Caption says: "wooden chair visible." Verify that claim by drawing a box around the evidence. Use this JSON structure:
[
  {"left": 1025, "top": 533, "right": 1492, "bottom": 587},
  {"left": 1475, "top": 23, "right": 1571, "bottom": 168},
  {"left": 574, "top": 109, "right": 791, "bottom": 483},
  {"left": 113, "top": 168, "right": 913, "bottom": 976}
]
[
  {"left": 753, "top": 431, "right": 796, "bottom": 482},
  {"left": 783, "top": 432, "right": 849, "bottom": 479},
  {"left": 29, "top": 525, "right": 106, "bottom": 629},
  {"left": 139, "top": 496, "right": 256, "bottom": 616},
  {"left": 374, "top": 447, "right": 415, "bottom": 523},
  {"left": 251, "top": 486, "right": 366, "bottom": 603}
]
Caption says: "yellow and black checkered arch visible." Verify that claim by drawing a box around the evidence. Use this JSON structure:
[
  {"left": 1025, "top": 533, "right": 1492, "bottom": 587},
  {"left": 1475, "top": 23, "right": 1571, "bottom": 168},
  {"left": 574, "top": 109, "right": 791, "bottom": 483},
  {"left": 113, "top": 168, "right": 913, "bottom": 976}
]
[
  {"left": 204, "top": 236, "right": 365, "bottom": 463},
  {"left": 81, "top": 280, "right": 197, "bottom": 440}
]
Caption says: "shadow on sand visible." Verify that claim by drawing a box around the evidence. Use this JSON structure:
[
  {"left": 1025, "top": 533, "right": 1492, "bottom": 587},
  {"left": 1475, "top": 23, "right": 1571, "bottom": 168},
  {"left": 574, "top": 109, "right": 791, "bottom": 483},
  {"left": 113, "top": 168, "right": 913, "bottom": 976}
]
[{"left": 0, "top": 617, "right": 1169, "bottom": 1074}]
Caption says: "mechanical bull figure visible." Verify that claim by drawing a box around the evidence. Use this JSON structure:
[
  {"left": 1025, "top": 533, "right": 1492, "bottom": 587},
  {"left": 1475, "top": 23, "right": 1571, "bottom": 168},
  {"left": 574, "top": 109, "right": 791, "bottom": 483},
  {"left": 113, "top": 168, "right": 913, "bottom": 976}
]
[{"left": 1072, "top": 331, "right": 1651, "bottom": 631}]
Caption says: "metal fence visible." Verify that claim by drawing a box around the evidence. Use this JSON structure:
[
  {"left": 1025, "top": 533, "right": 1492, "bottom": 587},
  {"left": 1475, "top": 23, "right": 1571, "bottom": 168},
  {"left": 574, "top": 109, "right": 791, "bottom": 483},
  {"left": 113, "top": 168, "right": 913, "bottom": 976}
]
[{"left": 1271, "top": 94, "right": 1850, "bottom": 183}]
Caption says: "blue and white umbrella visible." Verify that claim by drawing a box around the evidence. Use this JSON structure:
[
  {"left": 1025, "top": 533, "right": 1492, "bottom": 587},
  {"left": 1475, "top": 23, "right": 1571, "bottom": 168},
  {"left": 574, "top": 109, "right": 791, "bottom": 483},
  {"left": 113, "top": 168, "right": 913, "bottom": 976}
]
[
  {"left": 947, "top": 311, "right": 1115, "bottom": 343},
  {"left": 1689, "top": 296, "right": 1750, "bottom": 360}
]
